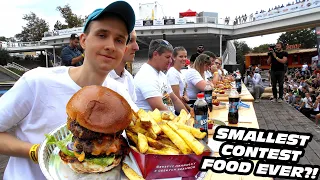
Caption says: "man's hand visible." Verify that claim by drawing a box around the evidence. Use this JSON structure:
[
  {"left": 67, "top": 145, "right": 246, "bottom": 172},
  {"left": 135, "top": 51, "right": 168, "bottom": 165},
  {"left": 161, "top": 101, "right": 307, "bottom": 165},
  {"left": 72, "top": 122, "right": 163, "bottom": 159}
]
[{"left": 210, "top": 65, "right": 218, "bottom": 73}]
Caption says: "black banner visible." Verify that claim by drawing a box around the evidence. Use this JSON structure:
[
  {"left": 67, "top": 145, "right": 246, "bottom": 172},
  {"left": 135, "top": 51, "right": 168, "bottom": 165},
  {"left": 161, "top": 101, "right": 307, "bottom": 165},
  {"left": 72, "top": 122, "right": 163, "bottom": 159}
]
[
  {"left": 164, "top": 19, "right": 175, "bottom": 25},
  {"left": 143, "top": 20, "right": 153, "bottom": 26}
]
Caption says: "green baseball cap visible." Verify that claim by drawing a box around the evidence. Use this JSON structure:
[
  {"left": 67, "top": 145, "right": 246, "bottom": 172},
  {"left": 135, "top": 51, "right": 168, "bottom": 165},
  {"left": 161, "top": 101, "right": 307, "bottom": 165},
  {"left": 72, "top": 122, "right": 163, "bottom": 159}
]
[{"left": 83, "top": 1, "right": 135, "bottom": 44}]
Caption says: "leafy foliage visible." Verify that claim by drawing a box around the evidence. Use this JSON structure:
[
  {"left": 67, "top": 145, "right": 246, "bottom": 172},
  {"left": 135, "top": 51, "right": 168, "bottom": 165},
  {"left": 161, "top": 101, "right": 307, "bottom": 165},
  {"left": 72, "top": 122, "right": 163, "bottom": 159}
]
[
  {"left": 15, "top": 12, "right": 49, "bottom": 42},
  {"left": 56, "top": 4, "right": 85, "bottom": 29},
  {"left": 278, "top": 28, "right": 317, "bottom": 49}
]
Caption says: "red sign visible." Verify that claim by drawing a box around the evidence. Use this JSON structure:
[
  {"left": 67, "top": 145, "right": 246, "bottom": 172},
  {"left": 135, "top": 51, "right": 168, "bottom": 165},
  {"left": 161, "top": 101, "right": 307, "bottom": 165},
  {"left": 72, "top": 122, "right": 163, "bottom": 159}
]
[{"left": 286, "top": 44, "right": 302, "bottom": 50}]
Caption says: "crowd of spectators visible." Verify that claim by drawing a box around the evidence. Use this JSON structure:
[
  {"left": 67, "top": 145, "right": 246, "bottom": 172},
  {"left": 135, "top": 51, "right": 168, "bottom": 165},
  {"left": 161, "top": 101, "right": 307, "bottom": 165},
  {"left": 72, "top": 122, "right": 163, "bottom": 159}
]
[{"left": 282, "top": 63, "right": 320, "bottom": 124}]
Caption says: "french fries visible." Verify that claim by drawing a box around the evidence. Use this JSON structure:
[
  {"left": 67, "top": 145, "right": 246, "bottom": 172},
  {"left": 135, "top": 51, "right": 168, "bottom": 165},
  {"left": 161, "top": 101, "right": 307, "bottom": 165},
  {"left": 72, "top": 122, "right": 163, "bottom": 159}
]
[
  {"left": 175, "top": 129, "right": 205, "bottom": 155},
  {"left": 146, "top": 137, "right": 165, "bottom": 149},
  {"left": 137, "top": 133, "right": 148, "bottom": 153},
  {"left": 126, "top": 109, "right": 208, "bottom": 156},
  {"left": 168, "top": 122, "right": 205, "bottom": 155},
  {"left": 147, "top": 146, "right": 180, "bottom": 155},
  {"left": 175, "top": 122, "right": 207, "bottom": 139},
  {"left": 122, "top": 163, "right": 145, "bottom": 180},
  {"left": 126, "top": 130, "right": 138, "bottom": 145},
  {"left": 149, "top": 109, "right": 162, "bottom": 123},
  {"left": 158, "top": 123, "right": 193, "bottom": 154}
]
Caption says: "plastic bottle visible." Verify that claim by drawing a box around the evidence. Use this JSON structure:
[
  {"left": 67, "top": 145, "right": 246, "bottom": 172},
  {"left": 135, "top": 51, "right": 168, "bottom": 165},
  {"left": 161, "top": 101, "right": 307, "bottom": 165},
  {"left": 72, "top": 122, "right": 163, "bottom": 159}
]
[
  {"left": 204, "top": 81, "right": 213, "bottom": 112},
  {"left": 235, "top": 74, "right": 242, "bottom": 94},
  {"left": 228, "top": 89, "right": 240, "bottom": 124},
  {"left": 193, "top": 93, "right": 208, "bottom": 144}
]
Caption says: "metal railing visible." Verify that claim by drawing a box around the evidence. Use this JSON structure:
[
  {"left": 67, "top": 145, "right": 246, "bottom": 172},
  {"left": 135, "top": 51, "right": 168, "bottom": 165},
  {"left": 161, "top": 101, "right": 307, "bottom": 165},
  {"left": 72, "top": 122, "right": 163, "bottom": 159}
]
[{"left": 5, "top": 41, "right": 48, "bottom": 48}]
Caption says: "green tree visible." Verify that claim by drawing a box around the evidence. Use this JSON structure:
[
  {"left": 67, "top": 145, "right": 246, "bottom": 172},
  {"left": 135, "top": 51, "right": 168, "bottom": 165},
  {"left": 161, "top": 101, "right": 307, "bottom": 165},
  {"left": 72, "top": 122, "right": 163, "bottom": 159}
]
[
  {"left": 252, "top": 44, "right": 269, "bottom": 53},
  {"left": 0, "top": 48, "right": 11, "bottom": 65},
  {"left": 0, "top": 36, "right": 6, "bottom": 41},
  {"left": 278, "top": 28, "right": 317, "bottom": 49},
  {"left": 56, "top": 4, "right": 84, "bottom": 29},
  {"left": 54, "top": 20, "right": 68, "bottom": 30},
  {"left": 15, "top": 12, "right": 49, "bottom": 42},
  {"left": 234, "top": 40, "right": 251, "bottom": 75},
  {"left": 234, "top": 40, "right": 251, "bottom": 64}
]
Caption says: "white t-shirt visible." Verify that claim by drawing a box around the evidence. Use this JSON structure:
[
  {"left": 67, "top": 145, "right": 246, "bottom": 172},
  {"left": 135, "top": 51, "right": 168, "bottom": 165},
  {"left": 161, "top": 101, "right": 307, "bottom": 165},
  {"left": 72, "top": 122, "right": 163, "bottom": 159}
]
[
  {"left": 302, "top": 64, "right": 308, "bottom": 71},
  {"left": 108, "top": 69, "right": 137, "bottom": 102},
  {"left": 184, "top": 68, "right": 204, "bottom": 100},
  {"left": 204, "top": 70, "right": 212, "bottom": 81},
  {"left": 134, "top": 63, "right": 173, "bottom": 111},
  {"left": 166, "top": 67, "right": 186, "bottom": 97},
  {"left": 303, "top": 97, "right": 312, "bottom": 109},
  {"left": 0, "top": 66, "right": 138, "bottom": 180}
]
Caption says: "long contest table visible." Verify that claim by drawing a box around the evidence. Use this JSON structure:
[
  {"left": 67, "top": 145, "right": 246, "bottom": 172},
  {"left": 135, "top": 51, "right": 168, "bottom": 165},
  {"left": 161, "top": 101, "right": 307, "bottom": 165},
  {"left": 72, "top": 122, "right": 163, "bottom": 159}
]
[
  {"left": 216, "top": 84, "right": 254, "bottom": 102},
  {"left": 206, "top": 102, "right": 272, "bottom": 179}
]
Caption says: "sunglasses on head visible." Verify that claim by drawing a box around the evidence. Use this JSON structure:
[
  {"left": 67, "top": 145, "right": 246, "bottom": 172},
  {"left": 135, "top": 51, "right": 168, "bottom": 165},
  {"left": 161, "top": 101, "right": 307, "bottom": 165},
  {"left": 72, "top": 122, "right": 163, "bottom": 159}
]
[{"left": 155, "top": 40, "right": 172, "bottom": 52}]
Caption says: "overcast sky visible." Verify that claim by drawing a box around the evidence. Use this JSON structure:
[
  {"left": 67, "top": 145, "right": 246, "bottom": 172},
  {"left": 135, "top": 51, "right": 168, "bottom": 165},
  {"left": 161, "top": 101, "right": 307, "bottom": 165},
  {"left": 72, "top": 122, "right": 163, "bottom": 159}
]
[{"left": 0, "top": 0, "right": 293, "bottom": 48}]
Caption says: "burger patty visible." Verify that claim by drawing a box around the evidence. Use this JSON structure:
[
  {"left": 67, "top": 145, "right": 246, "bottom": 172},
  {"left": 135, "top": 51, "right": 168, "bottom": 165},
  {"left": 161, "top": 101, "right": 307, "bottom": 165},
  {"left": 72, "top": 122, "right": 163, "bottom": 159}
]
[
  {"left": 59, "top": 150, "right": 126, "bottom": 164},
  {"left": 73, "top": 135, "right": 129, "bottom": 156},
  {"left": 69, "top": 120, "right": 102, "bottom": 140}
]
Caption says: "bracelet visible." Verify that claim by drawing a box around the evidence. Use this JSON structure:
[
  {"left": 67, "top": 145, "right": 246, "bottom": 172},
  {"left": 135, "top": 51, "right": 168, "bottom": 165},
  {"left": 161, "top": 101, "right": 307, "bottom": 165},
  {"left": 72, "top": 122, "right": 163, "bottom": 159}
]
[
  {"left": 214, "top": 72, "right": 219, "bottom": 74},
  {"left": 29, "top": 144, "right": 40, "bottom": 163}
]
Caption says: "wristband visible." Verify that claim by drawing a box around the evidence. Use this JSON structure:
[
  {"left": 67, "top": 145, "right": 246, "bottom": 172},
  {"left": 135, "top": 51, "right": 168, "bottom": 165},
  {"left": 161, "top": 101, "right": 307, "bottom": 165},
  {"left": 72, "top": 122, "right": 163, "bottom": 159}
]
[
  {"left": 214, "top": 72, "right": 219, "bottom": 74},
  {"left": 29, "top": 144, "right": 40, "bottom": 163}
]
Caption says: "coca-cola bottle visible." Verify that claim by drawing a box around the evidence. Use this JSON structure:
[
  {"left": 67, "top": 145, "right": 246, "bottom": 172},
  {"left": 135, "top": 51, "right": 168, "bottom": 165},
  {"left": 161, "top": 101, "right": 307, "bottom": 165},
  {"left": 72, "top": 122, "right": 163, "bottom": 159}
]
[
  {"left": 228, "top": 89, "right": 240, "bottom": 124},
  {"left": 193, "top": 93, "right": 208, "bottom": 144},
  {"left": 204, "top": 81, "right": 213, "bottom": 112}
]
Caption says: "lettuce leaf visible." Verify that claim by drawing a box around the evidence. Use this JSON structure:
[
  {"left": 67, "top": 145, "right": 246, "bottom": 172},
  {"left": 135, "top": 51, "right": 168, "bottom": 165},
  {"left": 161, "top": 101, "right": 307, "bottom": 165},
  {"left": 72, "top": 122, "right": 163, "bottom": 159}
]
[
  {"left": 86, "top": 155, "right": 115, "bottom": 166},
  {"left": 45, "top": 134, "right": 75, "bottom": 157}
]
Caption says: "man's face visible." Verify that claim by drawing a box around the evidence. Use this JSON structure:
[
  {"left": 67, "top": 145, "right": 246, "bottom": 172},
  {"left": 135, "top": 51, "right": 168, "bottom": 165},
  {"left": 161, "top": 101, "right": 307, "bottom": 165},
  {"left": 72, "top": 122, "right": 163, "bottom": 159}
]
[
  {"left": 209, "top": 57, "right": 216, "bottom": 65},
  {"left": 80, "top": 17, "right": 128, "bottom": 74},
  {"left": 71, "top": 39, "right": 80, "bottom": 47},
  {"left": 215, "top": 59, "right": 222, "bottom": 69},
  {"left": 276, "top": 43, "right": 282, "bottom": 51},
  {"left": 154, "top": 50, "right": 172, "bottom": 71},
  {"left": 123, "top": 30, "right": 139, "bottom": 63},
  {"left": 197, "top": 46, "right": 204, "bottom": 53}
]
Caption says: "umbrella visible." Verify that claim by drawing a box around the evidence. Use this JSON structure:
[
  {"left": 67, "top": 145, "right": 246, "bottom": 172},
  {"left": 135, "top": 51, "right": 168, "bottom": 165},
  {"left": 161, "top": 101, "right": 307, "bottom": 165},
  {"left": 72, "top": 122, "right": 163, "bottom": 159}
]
[{"left": 179, "top": 9, "right": 197, "bottom": 17}]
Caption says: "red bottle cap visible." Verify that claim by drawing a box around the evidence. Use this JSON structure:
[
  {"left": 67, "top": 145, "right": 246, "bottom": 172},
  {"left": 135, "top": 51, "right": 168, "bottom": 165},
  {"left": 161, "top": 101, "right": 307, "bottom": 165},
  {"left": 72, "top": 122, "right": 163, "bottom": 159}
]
[{"left": 197, "top": 93, "right": 204, "bottom": 98}]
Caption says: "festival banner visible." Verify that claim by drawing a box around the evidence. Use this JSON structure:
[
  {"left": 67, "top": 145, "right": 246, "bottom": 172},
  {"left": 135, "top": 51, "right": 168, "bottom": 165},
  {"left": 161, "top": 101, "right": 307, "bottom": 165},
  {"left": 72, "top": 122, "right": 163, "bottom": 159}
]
[
  {"left": 135, "top": 20, "right": 144, "bottom": 27},
  {"left": 255, "top": 0, "right": 320, "bottom": 21}
]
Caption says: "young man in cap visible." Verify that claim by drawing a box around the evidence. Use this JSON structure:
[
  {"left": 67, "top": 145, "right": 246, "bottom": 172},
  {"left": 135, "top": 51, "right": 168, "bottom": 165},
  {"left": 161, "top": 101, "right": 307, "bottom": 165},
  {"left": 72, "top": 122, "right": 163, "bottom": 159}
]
[
  {"left": 108, "top": 29, "right": 139, "bottom": 102},
  {"left": 61, "top": 34, "right": 84, "bottom": 66},
  {"left": 134, "top": 39, "right": 187, "bottom": 113},
  {"left": 0, "top": 1, "right": 137, "bottom": 179}
]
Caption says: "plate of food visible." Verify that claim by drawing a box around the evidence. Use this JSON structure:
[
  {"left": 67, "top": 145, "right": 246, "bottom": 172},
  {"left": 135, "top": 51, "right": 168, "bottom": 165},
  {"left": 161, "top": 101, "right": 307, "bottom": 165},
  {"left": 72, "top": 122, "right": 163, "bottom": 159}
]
[{"left": 38, "top": 86, "right": 142, "bottom": 180}]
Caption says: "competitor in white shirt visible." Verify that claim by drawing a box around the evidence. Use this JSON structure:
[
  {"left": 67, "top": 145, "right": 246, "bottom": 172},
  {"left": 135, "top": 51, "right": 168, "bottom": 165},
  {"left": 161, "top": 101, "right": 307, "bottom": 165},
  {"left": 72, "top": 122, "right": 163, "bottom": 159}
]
[
  {"left": 215, "top": 57, "right": 228, "bottom": 79},
  {"left": 134, "top": 39, "right": 187, "bottom": 113},
  {"left": 184, "top": 54, "right": 219, "bottom": 100},
  {"left": 108, "top": 30, "right": 139, "bottom": 102},
  {"left": 0, "top": 2, "right": 138, "bottom": 180},
  {"left": 166, "top": 46, "right": 190, "bottom": 111}
]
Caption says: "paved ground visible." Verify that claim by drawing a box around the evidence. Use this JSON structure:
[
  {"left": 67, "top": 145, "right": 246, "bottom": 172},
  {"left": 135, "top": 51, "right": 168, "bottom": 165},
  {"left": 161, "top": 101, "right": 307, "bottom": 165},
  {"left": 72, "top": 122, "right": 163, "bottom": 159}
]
[
  {"left": 1, "top": 101, "right": 319, "bottom": 180},
  {"left": 254, "top": 100, "right": 320, "bottom": 180}
]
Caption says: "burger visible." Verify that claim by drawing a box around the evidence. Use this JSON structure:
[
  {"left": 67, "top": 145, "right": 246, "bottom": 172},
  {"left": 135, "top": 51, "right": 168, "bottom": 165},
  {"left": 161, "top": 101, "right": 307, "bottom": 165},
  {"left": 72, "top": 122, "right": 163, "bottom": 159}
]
[{"left": 57, "top": 85, "right": 133, "bottom": 173}]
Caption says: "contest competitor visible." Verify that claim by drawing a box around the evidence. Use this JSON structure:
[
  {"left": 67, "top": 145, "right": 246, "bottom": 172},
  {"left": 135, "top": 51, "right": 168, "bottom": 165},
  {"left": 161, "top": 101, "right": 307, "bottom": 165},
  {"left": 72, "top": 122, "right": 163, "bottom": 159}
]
[
  {"left": 108, "top": 29, "right": 139, "bottom": 102},
  {"left": 61, "top": 34, "right": 84, "bottom": 66},
  {"left": 0, "top": 1, "right": 138, "bottom": 179}
]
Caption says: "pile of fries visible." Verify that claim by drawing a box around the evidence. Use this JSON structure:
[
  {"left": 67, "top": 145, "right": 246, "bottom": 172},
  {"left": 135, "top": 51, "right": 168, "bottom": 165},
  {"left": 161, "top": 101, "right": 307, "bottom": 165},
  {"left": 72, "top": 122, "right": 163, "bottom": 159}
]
[{"left": 126, "top": 109, "right": 207, "bottom": 156}]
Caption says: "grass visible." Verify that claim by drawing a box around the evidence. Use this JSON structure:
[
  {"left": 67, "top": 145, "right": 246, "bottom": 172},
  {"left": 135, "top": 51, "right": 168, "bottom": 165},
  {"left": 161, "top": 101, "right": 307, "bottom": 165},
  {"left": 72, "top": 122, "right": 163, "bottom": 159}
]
[{"left": 6, "top": 68, "right": 25, "bottom": 76}]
